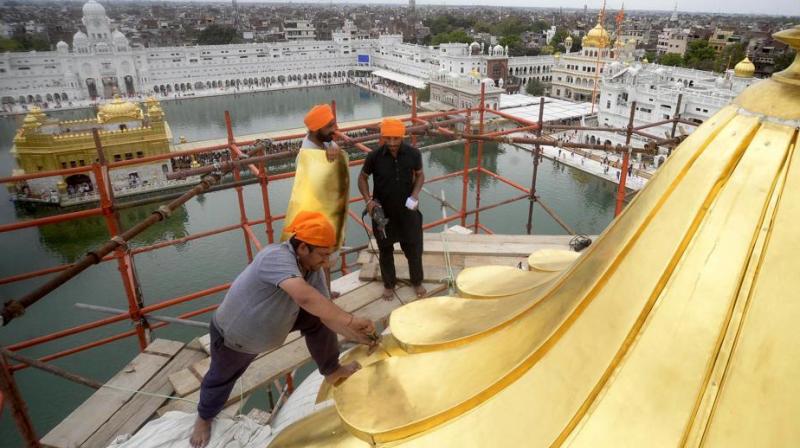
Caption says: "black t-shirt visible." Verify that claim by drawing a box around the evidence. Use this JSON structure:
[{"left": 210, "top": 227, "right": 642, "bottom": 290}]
[{"left": 362, "top": 142, "right": 423, "bottom": 214}]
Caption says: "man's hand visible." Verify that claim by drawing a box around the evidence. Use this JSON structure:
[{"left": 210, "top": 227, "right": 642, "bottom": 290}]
[
  {"left": 366, "top": 199, "right": 377, "bottom": 215},
  {"left": 325, "top": 142, "right": 340, "bottom": 162},
  {"left": 324, "top": 314, "right": 375, "bottom": 346}
]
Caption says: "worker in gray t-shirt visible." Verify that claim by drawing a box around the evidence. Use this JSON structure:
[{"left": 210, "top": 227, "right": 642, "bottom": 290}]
[{"left": 190, "top": 211, "right": 376, "bottom": 448}]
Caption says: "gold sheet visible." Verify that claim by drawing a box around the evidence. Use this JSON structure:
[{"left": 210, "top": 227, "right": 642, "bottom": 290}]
[
  {"left": 267, "top": 27, "right": 800, "bottom": 447},
  {"left": 527, "top": 248, "right": 581, "bottom": 272},
  {"left": 280, "top": 148, "right": 350, "bottom": 249}
]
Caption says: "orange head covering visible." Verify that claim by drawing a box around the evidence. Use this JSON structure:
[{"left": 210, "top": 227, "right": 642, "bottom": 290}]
[
  {"left": 285, "top": 211, "right": 336, "bottom": 247},
  {"left": 304, "top": 104, "right": 335, "bottom": 132},
  {"left": 380, "top": 118, "right": 406, "bottom": 138}
]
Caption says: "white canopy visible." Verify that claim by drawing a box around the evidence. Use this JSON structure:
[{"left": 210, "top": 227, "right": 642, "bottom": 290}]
[{"left": 372, "top": 69, "right": 427, "bottom": 89}]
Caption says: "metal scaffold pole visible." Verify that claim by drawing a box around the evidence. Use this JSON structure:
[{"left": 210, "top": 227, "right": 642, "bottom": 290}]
[
  {"left": 615, "top": 101, "right": 637, "bottom": 217},
  {"left": 526, "top": 97, "right": 545, "bottom": 235}
]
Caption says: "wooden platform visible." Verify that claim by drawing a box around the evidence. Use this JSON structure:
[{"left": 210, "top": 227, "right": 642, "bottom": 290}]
[
  {"left": 358, "top": 233, "right": 581, "bottom": 282},
  {"left": 40, "top": 233, "right": 581, "bottom": 447}
]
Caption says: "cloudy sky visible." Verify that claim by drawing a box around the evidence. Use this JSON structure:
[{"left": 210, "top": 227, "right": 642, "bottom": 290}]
[{"left": 175, "top": 0, "right": 800, "bottom": 17}]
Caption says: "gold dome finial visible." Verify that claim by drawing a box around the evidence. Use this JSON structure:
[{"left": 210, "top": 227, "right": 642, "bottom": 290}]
[
  {"left": 772, "top": 25, "right": 800, "bottom": 86},
  {"left": 583, "top": 23, "right": 611, "bottom": 48},
  {"left": 734, "top": 56, "right": 755, "bottom": 78}
]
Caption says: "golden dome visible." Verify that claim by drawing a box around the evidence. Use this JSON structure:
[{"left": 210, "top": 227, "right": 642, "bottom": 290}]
[
  {"left": 97, "top": 95, "right": 143, "bottom": 124},
  {"left": 145, "top": 96, "right": 164, "bottom": 121},
  {"left": 734, "top": 56, "right": 756, "bottom": 78},
  {"left": 582, "top": 23, "right": 611, "bottom": 48},
  {"left": 468, "top": 68, "right": 481, "bottom": 79},
  {"left": 642, "top": 57, "right": 649, "bottom": 64}
]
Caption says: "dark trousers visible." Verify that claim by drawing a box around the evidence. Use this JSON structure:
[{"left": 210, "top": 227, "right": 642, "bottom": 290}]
[
  {"left": 377, "top": 238, "right": 423, "bottom": 289},
  {"left": 197, "top": 309, "right": 341, "bottom": 420}
]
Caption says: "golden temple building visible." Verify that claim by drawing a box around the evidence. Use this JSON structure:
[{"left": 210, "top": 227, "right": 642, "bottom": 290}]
[
  {"left": 10, "top": 96, "right": 174, "bottom": 203},
  {"left": 266, "top": 25, "right": 800, "bottom": 448}
]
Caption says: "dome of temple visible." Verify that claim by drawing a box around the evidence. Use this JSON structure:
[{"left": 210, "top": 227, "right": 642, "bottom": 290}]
[
  {"left": 734, "top": 56, "right": 755, "bottom": 78},
  {"left": 97, "top": 95, "right": 143, "bottom": 123},
  {"left": 82, "top": 0, "right": 106, "bottom": 16},
  {"left": 73, "top": 31, "right": 88, "bottom": 45},
  {"left": 582, "top": 23, "right": 611, "bottom": 48}
]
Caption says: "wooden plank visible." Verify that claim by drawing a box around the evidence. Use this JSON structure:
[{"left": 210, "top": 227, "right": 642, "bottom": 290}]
[
  {"left": 331, "top": 271, "right": 368, "bottom": 296},
  {"left": 463, "top": 255, "right": 529, "bottom": 268},
  {"left": 41, "top": 351, "right": 173, "bottom": 448},
  {"left": 157, "top": 281, "right": 442, "bottom": 416},
  {"left": 81, "top": 344, "right": 207, "bottom": 448},
  {"left": 358, "top": 262, "right": 458, "bottom": 283},
  {"left": 198, "top": 334, "right": 212, "bottom": 355},
  {"left": 169, "top": 362, "right": 205, "bottom": 397},
  {"left": 356, "top": 251, "right": 465, "bottom": 267},
  {"left": 143, "top": 339, "right": 184, "bottom": 357}
]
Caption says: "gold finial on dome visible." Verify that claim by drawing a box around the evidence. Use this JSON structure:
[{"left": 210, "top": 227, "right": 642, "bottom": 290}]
[
  {"left": 22, "top": 112, "right": 41, "bottom": 130},
  {"left": 97, "top": 95, "right": 143, "bottom": 124},
  {"left": 734, "top": 56, "right": 755, "bottom": 78},
  {"left": 772, "top": 24, "right": 800, "bottom": 86},
  {"left": 145, "top": 96, "right": 164, "bottom": 121},
  {"left": 642, "top": 57, "right": 649, "bottom": 64}
]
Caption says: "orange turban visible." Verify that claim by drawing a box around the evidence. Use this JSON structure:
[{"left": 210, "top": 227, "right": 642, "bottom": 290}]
[
  {"left": 381, "top": 118, "right": 406, "bottom": 138},
  {"left": 285, "top": 211, "right": 336, "bottom": 247},
  {"left": 304, "top": 104, "right": 335, "bottom": 132}
]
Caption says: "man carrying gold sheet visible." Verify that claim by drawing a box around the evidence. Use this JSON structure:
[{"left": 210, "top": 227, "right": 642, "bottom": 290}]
[{"left": 280, "top": 104, "right": 350, "bottom": 295}]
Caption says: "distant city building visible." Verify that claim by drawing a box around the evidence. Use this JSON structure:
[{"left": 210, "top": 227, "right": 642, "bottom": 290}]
[
  {"left": 283, "top": 19, "right": 316, "bottom": 41},
  {"left": 657, "top": 28, "right": 689, "bottom": 56}
]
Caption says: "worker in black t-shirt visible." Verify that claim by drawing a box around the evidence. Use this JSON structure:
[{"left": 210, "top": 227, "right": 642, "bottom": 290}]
[{"left": 358, "top": 118, "right": 427, "bottom": 300}]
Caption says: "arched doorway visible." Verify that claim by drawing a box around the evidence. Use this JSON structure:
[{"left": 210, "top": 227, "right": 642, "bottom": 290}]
[
  {"left": 65, "top": 174, "right": 94, "bottom": 196},
  {"left": 124, "top": 75, "right": 135, "bottom": 96}
]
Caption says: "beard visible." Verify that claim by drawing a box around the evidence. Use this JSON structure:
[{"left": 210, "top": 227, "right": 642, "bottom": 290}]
[{"left": 317, "top": 131, "right": 335, "bottom": 143}]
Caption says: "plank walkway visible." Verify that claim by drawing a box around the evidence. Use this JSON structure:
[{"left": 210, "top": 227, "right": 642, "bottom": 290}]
[{"left": 40, "top": 233, "right": 582, "bottom": 447}]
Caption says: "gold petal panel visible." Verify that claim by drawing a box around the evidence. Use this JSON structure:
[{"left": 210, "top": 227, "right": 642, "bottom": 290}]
[
  {"left": 280, "top": 148, "right": 350, "bottom": 249},
  {"left": 268, "top": 26, "right": 800, "bottom": 448}
]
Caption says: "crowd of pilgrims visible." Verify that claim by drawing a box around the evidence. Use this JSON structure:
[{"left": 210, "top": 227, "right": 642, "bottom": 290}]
[{"left": 170, "top": 129, "right": 376, "bottom": 171}]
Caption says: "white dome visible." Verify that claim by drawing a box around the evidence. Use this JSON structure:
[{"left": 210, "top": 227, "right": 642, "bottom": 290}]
[
  {"left": 493, "top": 44, "right": 504, "bottom": 54},
  {"left": 470, "top": 41, "right": 480, "bottom": 48},
  {"left": 112, "top": 30, "right": 128, "bottom": 43},
  {"left": 73, "top": 31, "right": 88, "bottom": 45},
  {"left": 82, "top": 0, "right": 106, "bottom": 15},
  {"left": 56, "top": 40, "right": 68, "bottom": 49},
  {"left": 481, "top": 78, "right": 494, "bottom": 85}
]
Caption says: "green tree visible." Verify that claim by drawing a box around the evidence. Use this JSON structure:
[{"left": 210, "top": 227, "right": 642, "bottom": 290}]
[
  {"left": 499, "top": 35, "right": 526, "bottom": 56},
  {"left": 0, "top": 37, "right": 22, "bottom": 52},
  {"left": 714, "top": 43, "right": 746, "bottom": 73},
  {"left": 773, "top": 50, "right": 796, "bottom": 72},
  {"left": 659, "top": 53, "right": 684, "bottom": 66},
  {"left": 684, "top": 40, "right": 716, "bottom": 70},
  {"left": 550, "top": 29, "right": 569, "bottom": 49},
  {"left": 197, "top": 25, "right": 242, "bottom": 45},
  {"left": 525, "top": 78, "right": 545, "bottom": 96},
  {"left": 644, "top": 50, "right": 657, "bottom": 62},
  {"left": 431, "top": 29, "right": 472, "bottom": 45}
]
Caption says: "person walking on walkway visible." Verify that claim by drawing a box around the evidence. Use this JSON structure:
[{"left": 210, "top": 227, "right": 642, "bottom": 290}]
[
  {"left": 358, "top": 118, "right": 426, "bottom": 300},
  {"left": 190, "top": 211, "right": 375, "bottom": 448}
]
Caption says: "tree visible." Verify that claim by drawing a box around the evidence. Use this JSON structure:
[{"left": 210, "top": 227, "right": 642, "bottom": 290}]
[
  {"left": 431, "top": 29, "right": 472, "bottom": 45},
  {"left": 714, "top": 43, "right": 746, "bottom": 73},
  {"left": 525, "top": 78, "right": 545, "bottom": 96},
  {"left": 197, "top": 25, "right": 241, "bottom": 45},
  {"left": 499, "top": 35, "right": 526, "bottom": 57},
  {"left": 683, "top": 40, "right": 716, "bottom": 71},
  {"left": 417, "top": 85, "right": 431, "bottom": 102},
  {"left": 550, "top": 29, "right": 569, "bottom": 48},
  {"left": 659, "top": 53, "right": 684, "bottom": 66},
  {"left": 644, "top": 50, "right": 657, "bottom": 62},
  {"left": 773, "top": 50, "right": 796, "bottom": 72}
]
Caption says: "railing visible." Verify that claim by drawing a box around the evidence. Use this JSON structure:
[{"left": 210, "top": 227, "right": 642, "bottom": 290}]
[{"left": 0, "top": 85, "right": 689, "bottom": 446}]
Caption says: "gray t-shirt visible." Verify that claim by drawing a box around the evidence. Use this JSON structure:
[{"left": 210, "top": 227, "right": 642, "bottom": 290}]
[{"left": 212, "top": 241, "right": 329, "bottom": 354}]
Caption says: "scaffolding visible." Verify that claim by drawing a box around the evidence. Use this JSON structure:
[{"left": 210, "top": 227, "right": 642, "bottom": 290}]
[{"left": 0, "top": 84, "right": 695, "bottom": 446}]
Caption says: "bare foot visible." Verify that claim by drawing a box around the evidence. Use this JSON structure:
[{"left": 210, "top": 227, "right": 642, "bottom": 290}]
[
  {"left": 324, "top": 362, "right": 361, "bottom": 386},
  {"left": 414, "top": 285, "right": 427, "bottom": 298},
  {"left": 381, "top": 288, "right": 394, "bottom": 301},
  {"left": 189, "top": 416, "right": 212, "bottom": 448}
]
